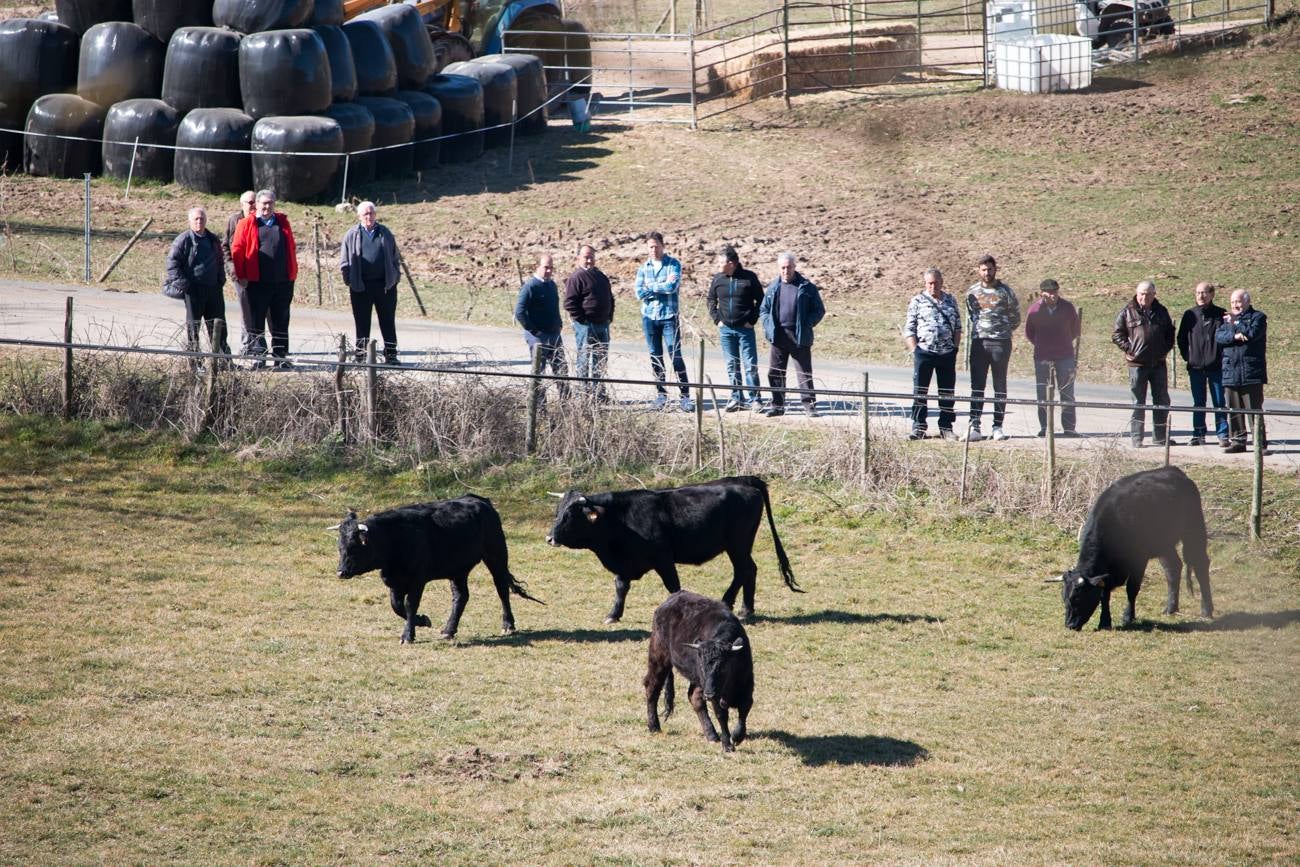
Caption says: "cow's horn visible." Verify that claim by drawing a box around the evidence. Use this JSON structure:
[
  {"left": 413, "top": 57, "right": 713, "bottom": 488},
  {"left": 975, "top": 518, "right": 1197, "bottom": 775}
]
[
  {"left": 730, "top": 638, "right": 745, "bottom": 652},
  {"left": 326, "top": 524, "right": 340, "bottom": 532},
  {"left": 546, "top": 491, "right": 565, "bottom": 498},
  {"left": 684, "top": 641, "right": 701, "bottom": 650},
  {"left": 1043, "top": 575, "right": 1063, "bottom": 583},
  {"left": 578, "top": 495, "right": 587, "bottom": 504},
  {"left": 357, "top": 523, "right": 368, "bottom": 533}
]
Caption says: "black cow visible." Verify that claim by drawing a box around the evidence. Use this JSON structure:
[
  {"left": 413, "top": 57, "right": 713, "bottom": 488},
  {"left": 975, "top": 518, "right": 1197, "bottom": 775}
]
[
  {"left": 331, "top": 496, "right": 542, "bottom": 643},
  {"left": 1061, "top": 466, "right": 1213, "bottom": 630},
  {"left": 645, "top": 590, "right": 754, "bottom": 752},
  {"left": 545, "top": 475, "right": 800, "bottom": 624}
]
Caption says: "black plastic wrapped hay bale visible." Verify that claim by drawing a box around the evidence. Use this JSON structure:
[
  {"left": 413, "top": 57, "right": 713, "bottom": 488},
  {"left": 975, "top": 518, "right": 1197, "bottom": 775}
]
[
  {"left": 0, "top": 19, "right": 80, "bottom": 112},
  {"left": 239, "top": 29, "right": 332, "bottom": 121},
  {"left": 251, "top": 115, "right": 343, "bottom": 203},
  {"left": 307, "top": 0, "right": 345, "bottom": 27},
  {"left": 161, "top": 27, "right": 243, "bottom": 115},
  {"left": 131, "top": 0, "right": 212, "bottom": 45},
  {"left": 475, "top": 53, "right": 547, "bottom": 136},
  {"left": 212, "top": 0, "right": 313, "bottom": 35},
  {"left": 422, "top": 73, "right": 482, "bottom": 164},
  {"left": 102, "top": 97, "right": 178, "bottom": 181},
  {"left": 353, "top": 4, "right": 435, "bottom": 91},
  {"left": 319, "top": 100, "right": 374, "bottom": 193},
  {"left": 352, "top": 96, "right": 413, "bottom": 179},
  {"left": 341, "top": 19, "right": 397, "bottom": 97},
  {"left": 54, "top": 0, "right": 133, "bottom": 36},
  {"left": 174, "top": 107, "right": 253, "bottom": 194},
  {"left": 24, "top": 93, "right": 106, "bottom": 177},
  {"left": 441, "top": 61, "right": 515, "bottom": 149},
  {"left": 314, "top": 25, "right": 357, "bottom": 104},
  {"left": 393, "top": 90, "right": 440, "bottom": 171},
  {"left": 0, "top": 101, "right": 25, "bottom": 173},
  {"left": 78, "top": 21, "right": 165, "bottom": 107}
]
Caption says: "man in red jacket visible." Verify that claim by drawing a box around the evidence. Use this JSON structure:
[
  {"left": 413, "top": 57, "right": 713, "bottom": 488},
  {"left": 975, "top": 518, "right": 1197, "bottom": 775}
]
[{"left": 231, "top": 189, "right": 297, "bottom": 369}]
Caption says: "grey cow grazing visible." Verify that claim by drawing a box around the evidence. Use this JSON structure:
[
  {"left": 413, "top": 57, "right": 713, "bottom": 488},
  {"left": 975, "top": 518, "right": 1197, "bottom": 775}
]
[
  {"left": 645, "top": 590, "right": 754, "bottom": 753},
  {"left": 1061, "top": 465, "right": 1213, "bottom": 630}
]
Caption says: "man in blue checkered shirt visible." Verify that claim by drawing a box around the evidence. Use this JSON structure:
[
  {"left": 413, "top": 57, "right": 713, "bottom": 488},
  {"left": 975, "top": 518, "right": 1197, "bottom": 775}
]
[{"left": 635, "top": 231, "right": 693, "bottom": 411}]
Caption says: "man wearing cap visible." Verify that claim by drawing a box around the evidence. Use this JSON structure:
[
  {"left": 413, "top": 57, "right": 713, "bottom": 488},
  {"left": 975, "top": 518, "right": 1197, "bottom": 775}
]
[
  {"left": 963, "top": 254, "right": 1020, "bottom": 441},
  {"left": 1024, "top": 279, "right": 1081, "bottom": 437}
]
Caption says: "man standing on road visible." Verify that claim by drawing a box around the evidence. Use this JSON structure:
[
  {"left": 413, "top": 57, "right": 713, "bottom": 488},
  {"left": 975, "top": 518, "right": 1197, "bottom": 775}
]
[
  {"left": 515, "top": 253, "right": 569, "bottom": 399},
  {"left": 166, "top": 206, "right": 231, "bottom": 363},
  {"left": 759, "top": 251, "right": 825, "bottom": 418},
  {"left": 963, "top": 254, "right": 1020, "bottom": 442},
  {"left": 1024, "top": 279, "right": 1081, "bottom": 438},
  {"left": 1216, "top": 289, "right": 1269, "bottom": 455},
  {"left": 563, "top": 244, "right": 614, "bottom": 401},
  {"left": 223, "top": 190, "right": 259, "bottom": 356},
  {"left": 1177, "top": 281, "right": 1229, "bottom": 447},
  {"left": 339, "top": 200, "right": 402, "bottom": 366},
  {"left": 1112, "top": 280, "right": 1177, "bottom": 447},
  {"left": 707, "top": 246, "right": 764, "bottom": 412},
  {"left": 903, "top": 267, "right": 961, "bottom": 440},
  {"left": 231, "top": 189, "right": 297, "bottom": 370},
  {"left": 635, "top": 232, "right": 692, "bottom": 411}
]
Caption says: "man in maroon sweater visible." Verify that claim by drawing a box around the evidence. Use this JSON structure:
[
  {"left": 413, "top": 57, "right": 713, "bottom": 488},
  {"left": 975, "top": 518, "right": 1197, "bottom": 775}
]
[{"left": 1024, "top": 279, "right": 1081, "bottom": 437}]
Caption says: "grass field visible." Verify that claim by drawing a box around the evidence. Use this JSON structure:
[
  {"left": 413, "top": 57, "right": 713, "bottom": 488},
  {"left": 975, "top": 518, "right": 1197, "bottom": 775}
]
[{"left": 0, "top": 415, "right": 1297, "bottom": 863}]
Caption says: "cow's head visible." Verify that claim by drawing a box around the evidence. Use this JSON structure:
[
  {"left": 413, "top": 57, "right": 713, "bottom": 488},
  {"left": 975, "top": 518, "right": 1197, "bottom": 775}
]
[
  {"left": 1061, "top": 568, "right": 1107, "bottom": 630},
  {"left": 686, "top": 636, "right": 747, "bottom": 705},
  {"left": 545, "top": 491, "right": 605, "bottom": 549},
  {"left": 330, "top": 510, "right": 376, "bottom": 579}
]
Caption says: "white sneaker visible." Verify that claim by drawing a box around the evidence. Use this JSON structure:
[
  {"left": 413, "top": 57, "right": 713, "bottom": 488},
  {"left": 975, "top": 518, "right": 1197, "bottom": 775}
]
[
  {"left": 991, "top": 426, "right": 1008, "bottom": 441},
  {"left": 680, "top": 397, "right": 695, "bottom": 412},
  {"left": 960, "top": 425, "right": 983, "bottom": 442}
]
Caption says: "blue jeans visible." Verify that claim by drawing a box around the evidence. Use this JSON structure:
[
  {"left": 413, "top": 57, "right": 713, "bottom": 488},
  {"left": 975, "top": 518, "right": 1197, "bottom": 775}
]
[
  {"left": 719, "top": 324, "right": 760, "bottom": 403},
  {"left": 1187, "top": 367, "right": 1227, "bottom": 439},
  {"left": 642, "top": 315, "right": 688, "bottom": 397},
  {"left": 524, "top": 331, "right": 570, "bottom": 398},
  {"left": 573, "top": 321, "right": 609, "bottom": 397},
  {"left": 911, "top": 348, "right": 956, "bottom": 433}
]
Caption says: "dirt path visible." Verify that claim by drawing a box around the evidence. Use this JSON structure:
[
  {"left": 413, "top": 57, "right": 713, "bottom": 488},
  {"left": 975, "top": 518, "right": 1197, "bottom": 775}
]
[{"left": 3, "top": 276, "right": 1295, "bottom": 468}]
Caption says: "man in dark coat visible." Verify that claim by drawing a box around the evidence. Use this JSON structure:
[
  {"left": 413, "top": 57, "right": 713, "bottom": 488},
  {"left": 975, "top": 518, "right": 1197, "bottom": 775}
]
[
  {"left": 563, "top": 244, "right": 615, "bottom": 401},
  {"left": 706, "top": 246, "right": 764, "bottom": 411},
  {"left": 1177, "top": 281, "right": 1229, "bottom": 447},
  {"left": 1216, "top": 289, "right": 1269, "bottom": 455},
  {"left": 230, "top": 189, "right": 297, "bottom": 370},
  {"left": 1112, "top": 280, "right": 1176, "bottom": 447},
  {"left": 339, "top": 200, "right": 403, "bottom": 365},
  {"left": 758, "top": 251, "right": 825, "bottom": 418},
  {"left": 515, "top": 253, "right": 569, "bottom": 398},
  {"left": 166, "top": 206, "right": 230, "bottom": 362}
]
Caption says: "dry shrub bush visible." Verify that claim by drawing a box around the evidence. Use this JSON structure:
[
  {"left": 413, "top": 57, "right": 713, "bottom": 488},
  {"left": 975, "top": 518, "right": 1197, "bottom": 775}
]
[{"left": 0, "top": 351, "right": 1126, "bottom": 526}]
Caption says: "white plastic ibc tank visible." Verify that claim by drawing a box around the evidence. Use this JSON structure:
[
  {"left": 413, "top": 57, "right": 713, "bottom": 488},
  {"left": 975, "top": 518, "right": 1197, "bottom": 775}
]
[{"left": 995, "top": 34, "right": 1093, "bottom": 93}]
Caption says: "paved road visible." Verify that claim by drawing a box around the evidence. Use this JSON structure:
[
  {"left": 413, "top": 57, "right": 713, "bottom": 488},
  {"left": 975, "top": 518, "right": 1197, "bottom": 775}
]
[{"left": 2, "top": 277, "right": 1295, "bottom": 468}]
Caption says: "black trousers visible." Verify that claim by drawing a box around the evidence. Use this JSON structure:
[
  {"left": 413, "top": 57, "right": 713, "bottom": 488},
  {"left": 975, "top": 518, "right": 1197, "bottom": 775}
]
[
  {"left": 969, "top": 337, "right": 1012, "bottom": 428},
  {"left": 246, "top": 280, "right": 293, "bottom": 359},
  {"left": 183, "top": 283, "right": 231, "bottom": 355},
  {"left": 768, "top": 339, "right": 815, "bottom": 407},
  {"left": 1225, "top": 383, "right": 1266, "bottom": 447},
  {"left": 349, "top": 279, "right": 398, "bottom": 353}
]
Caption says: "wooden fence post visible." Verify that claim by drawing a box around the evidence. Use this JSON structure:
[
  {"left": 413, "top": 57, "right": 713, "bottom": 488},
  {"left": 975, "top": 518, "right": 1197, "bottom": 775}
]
[
  {"left": 525, "top": 342, "right": 543, "bottom": 456},
  {"left": 314, "top": 218, "right": 323, "bottom": 306},
  {"left": 335, "top": 334, "right": 349, "bottom": 444},
  {"left": 861, "top": 371, "right": 870, "bottom": 481},
  {"left": 62, "top": 297, "right": 73, "bottom": 421},
  {"left": 366, "top": 338, "right": 379, "bottom": 442},
  {"left": 97, "top": 217, "right": 152, "bottom": 283},
  {"left": 694, "top": 338, "right": 704, "bottom": 470},
  {"left": 1045, "top": 375, "right": 1056, "bottom": 507},
  {"left": 202, "top": 319, "right": 225, "bottom": 433},
  {"left": 1250, "top": 413, "right": 1263, "bottom": 541},
  {"left": 959, "top": 430, "right": 971, "bottom": 505},
  {"left": 781, "top": 0, "right": 791, "bottom": 108}
]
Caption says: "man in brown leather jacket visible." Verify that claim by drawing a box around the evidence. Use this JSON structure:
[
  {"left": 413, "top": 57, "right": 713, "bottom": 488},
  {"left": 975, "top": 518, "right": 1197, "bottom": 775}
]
[{"left": 1112, "top": 280, "right": 1177, "bottom": 447}]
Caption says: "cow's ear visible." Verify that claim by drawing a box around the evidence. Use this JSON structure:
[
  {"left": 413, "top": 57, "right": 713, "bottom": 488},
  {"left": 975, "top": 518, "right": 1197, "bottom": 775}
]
[
  {"left": 1085, "top": 573, "right": 1108, "bottom": 587},
  {"left": 357, "top": 522, "right": 369, "bottom": 545},
  {"left": 730, "top": 638, "right": 745, "bottom": 652}
]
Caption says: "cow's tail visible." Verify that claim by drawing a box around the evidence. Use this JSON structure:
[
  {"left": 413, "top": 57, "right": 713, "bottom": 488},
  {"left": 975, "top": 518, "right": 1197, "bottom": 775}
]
[
  {"left": 758, "top": 478, "right": 802, "bottom": 593},
  {"left": 508, "top": 575, "right": 546, "bottom": 605},
  {"left": 662, "top": 672, "right": 675, "bottom": 721},
  {"left": 1184, "top": 560, "right": 1195, "bottom": 597}
]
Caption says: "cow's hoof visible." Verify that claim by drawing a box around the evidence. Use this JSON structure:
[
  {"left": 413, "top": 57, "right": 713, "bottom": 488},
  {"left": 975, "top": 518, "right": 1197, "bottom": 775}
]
[
  {"left": 1163, "top": 605, "right": 1178, "bottom": 616},
  {"left": 438, "top": 631, "right": 456, "bottom": 640},
  {"left": 730, "top": 728, "right": 746, "bottom": 745},
  {"left": 735, "top": 607, "right": 752, "bottom": 622},
  {"left": 400, "top": 635, "right": 413, "bottom": 644},
  {"left": 604, "top": 616, "right": 621, "bottom": 625},
  {"left": 501, "top": 624, "right": 517, "bottom": 635},
  {"left": 416, "top": 615, "right": 433, "bottom": 627},
  {"left": 722, "top": 743, "right": 735, "bottom": 753},
  {"left": 1201, "top": 606, "right": 1214, "bottom": 619}
]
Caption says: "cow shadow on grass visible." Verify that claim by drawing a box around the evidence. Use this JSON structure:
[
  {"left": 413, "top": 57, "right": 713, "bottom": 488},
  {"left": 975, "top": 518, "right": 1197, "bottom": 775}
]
[
  {"left": 749, "top": 610, "right": 942, "bottom": 627},
  {"left": 468, "top": 627, "right": 650, "bottom": 647},
  {"left": 1128, "top": 609, "right": 1300, "bottom": 633},
  {"left": 761, "top": 731, "right": 928, "bottom": 767}
]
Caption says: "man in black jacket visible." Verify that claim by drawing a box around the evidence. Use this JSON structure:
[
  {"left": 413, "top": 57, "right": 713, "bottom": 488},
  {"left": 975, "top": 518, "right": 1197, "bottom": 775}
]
[
  {"left": 515, "top": 253, "right": 569, "bottom": 398},
  {"left": 1112, "top": 280, "right": 1176, "bottom": 447},
  {"left": 563, "top": 244, "right": 615, "bottom": 401},
  {"left": 1176, "top": 282, "right": 1228, "bottom": 447},
  {"left": 1216, "top": 289, "right": 1269, "bottom": 455},
  {"left": 166, "top": 206, "right": 230, "bottom": 364},
  {"left": 706, "top": 246, "right": 764, "bottom": 411}
]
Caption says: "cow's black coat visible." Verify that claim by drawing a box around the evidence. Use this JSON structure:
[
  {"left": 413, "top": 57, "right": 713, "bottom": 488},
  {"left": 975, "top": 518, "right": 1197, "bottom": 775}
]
[
  {"left": 644, "top": 590, "right": 753, "bottom": 752},
  {"left": 333, "top": 496, "right": 541, "bottom": 642},
  {"left": 546, "top": 475, "right": 800, "bottom": 623},
  {"left": 1062, "top": 466, "right": 1213, "bottom": 630}
]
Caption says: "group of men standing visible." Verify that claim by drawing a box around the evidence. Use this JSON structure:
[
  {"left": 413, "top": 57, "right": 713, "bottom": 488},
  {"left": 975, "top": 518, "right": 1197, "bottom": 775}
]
[
  {"left": 514, "top": 235, "right": 826, "bottom": 417},
  {"left": 904, "top": 259, "right": 1269, "bottom": 452}
]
